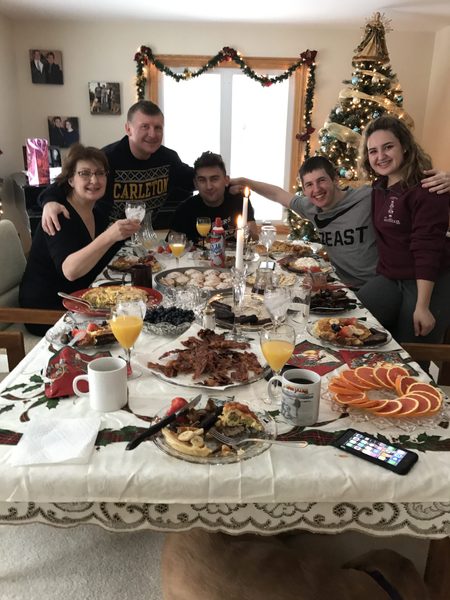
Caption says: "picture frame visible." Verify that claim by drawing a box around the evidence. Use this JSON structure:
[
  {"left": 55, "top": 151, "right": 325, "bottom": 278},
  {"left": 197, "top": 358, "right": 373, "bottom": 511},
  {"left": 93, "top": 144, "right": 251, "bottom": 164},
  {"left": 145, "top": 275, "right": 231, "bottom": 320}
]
[
  {"left": 47, "top": 116, "right": 80, "bottom": 148},
  {"left": 89, "top": 82, "right": 121, "bottom": 115},
  {"left": 29, "top": 49, "right": 63, "bottom": 85}
]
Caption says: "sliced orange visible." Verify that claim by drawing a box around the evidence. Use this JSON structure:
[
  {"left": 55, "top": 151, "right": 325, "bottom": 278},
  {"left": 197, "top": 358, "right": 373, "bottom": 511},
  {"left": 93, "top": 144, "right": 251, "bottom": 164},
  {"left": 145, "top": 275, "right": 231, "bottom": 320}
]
[
  {"left": 340, "top": 370, "right": 370, "bottom": 390},
  {"left": 370, "top": 399, "right": 403, "bottom": 416},
  {"left": 329, "top": 382, "right": 363, "bottom": 395},
  {"left": 407, "top": 382, "right": 442, "bottom": 402},
  {"left": 395, "top": 375, "right": 418, "bottom": 397},
  {"left": 366, "top": 399, "right": 391, "bottom": 412},
  {"left": 353, "top": 366, "right": 384, "bottom": 389},
  {"left": 386, "top": 365, "right": 410, "bottom": 388},
  {"left": 390, "top": 396, "right": 420, "bottom": 417},
  {"left": 333, "top": 392, "right": 368, "bottom": 405},
  {"left": 402, "top": 392, "right": 432, "bottom": 416},
  {"left": 373, "top": 366, "right": 395, "bottom": 389},
  {"left": 351, "top": 399, "right": 384, "bottom": 409}
]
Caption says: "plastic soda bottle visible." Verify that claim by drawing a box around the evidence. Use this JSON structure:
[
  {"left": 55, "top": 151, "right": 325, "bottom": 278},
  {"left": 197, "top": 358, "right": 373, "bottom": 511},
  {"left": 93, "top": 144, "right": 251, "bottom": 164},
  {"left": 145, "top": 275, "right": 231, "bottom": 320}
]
[{"left": 210, "top": 217, "right": 225, "bottom": 267}]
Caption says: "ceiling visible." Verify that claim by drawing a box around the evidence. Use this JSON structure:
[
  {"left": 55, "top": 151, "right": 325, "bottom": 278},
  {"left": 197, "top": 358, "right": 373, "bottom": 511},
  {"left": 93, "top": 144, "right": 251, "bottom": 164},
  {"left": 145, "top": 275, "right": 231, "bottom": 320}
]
[{"left": 1, "top": 0, "right": 450, "bottom": 31}]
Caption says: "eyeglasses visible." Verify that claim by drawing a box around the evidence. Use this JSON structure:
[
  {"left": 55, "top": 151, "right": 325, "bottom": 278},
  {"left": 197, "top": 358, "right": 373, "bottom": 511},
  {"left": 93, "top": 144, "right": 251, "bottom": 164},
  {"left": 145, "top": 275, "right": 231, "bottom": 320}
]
[{"left": 76, "top": 169, "right": 108, "bottom": 180}]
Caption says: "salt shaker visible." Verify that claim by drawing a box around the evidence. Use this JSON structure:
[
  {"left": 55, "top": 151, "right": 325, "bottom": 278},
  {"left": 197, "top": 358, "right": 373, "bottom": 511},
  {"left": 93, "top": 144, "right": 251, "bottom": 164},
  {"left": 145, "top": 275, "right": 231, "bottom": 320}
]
[{"left": 202, "top": 306, "right": 216, "bottom": 330}]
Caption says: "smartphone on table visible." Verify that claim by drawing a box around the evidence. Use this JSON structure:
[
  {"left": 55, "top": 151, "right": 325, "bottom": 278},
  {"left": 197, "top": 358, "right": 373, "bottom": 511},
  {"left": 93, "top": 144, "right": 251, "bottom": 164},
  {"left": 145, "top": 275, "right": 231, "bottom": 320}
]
[{"left": 333, "top": 428, "right": 418, "bottom": 475}]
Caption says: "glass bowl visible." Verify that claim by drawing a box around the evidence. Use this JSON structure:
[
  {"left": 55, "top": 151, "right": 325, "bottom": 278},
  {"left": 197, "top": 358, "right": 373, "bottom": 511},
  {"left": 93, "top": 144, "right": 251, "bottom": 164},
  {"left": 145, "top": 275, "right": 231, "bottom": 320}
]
[{"left": 143, "top": 321, "right": 192, "bottom": 337}]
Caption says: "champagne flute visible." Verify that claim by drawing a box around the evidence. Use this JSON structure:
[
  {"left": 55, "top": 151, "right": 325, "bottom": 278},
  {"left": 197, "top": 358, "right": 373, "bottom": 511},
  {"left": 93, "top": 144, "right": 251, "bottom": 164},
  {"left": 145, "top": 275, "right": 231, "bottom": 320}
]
[
  {"left": 125, "top": 201, "right": 146, "bottom": 246},
  {"left": 168, "top": 231, "right": 186, "bottom": 267},
  {"left": 259, "top": 224, "right": 277, "bottom": 259},
  {"left": 260, "top": 323, "right": 296, "bottom": 404},
  {"left": 109, "top": 299, "right": 146, "bottom": 379},
  {"left": 228, "top": 265, "right": 248, "bottom": 340},
  {"left": 196, "top": 217, "right": 211, "bottom": 251},
  {"left": 264, "top": 286, "right": 291, "bottom": 330}
]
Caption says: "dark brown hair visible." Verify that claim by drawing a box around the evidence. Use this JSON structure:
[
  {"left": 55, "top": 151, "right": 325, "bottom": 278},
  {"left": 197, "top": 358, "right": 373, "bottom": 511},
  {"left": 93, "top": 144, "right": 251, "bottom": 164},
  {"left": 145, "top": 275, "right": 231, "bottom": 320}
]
[
  {"left": 360, "top": 115, "right": 432, "bottom": 187},
  {"left": 55, "top": 144, "right": 108, "bottom": 188},
  {"left": 194, "top": 151, "right": 226, "bottom": 175},
  {"left": 299, "top": 156, "right": 338, "bottom": 183},
  {"left": 127, "top": 100, "right": 163, "bottom": 122}
]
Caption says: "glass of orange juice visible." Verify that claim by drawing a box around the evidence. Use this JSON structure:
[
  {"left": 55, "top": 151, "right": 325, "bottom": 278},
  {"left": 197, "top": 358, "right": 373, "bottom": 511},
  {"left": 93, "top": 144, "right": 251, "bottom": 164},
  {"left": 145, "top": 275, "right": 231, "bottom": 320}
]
[
  {"left": 168, "top": 231, "right": 186, "bottom": 267},
  {"left": 110, "top": 299, "right": 146, "bottom": 379},
  {"left": 196, "top": 217, "right": 211, "bottom": 250},
  {"left": 260, "top": 323, "right": 296, "bottom": 404}
]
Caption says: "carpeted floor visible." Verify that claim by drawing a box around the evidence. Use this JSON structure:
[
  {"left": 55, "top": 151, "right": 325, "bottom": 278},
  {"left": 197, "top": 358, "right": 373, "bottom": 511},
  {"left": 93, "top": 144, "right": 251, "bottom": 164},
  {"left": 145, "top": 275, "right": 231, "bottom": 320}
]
[{"left": 0, "top": 524, "right": 164, "bottom": 599}]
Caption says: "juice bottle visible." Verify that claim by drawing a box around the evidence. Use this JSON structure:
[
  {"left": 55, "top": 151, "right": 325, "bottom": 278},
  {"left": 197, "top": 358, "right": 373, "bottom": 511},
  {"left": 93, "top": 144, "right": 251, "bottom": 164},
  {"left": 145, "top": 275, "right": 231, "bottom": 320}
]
[{"left": 210, "top": 217, "right": 225, "bottom": 267}]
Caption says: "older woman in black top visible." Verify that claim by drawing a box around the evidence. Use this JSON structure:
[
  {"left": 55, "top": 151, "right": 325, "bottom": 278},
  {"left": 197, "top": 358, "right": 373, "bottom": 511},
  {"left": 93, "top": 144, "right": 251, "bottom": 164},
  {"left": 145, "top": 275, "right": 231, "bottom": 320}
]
[{"left": 20, "top": 144, "right": 140, "bottom": 335}]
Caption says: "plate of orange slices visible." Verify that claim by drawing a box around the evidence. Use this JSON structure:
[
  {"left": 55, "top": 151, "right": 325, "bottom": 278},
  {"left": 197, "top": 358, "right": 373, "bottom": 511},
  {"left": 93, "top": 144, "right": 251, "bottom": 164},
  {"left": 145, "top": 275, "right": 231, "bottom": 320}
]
[{"left": 328, "top": 364, "right": 444, "bottom": 419}]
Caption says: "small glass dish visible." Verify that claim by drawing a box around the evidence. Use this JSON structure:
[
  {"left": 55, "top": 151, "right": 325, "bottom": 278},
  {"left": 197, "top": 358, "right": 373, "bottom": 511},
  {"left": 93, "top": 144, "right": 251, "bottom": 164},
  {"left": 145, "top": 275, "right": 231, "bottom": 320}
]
[{"left": 143, "top": 321, "right": 192, "bottom": 337}]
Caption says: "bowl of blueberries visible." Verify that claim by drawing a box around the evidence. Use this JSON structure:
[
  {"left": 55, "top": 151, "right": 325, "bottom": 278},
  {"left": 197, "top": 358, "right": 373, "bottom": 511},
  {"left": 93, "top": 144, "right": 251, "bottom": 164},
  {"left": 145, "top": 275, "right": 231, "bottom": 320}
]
[{"left": 143, "top": 306, "right": 195, "bottom": 337}]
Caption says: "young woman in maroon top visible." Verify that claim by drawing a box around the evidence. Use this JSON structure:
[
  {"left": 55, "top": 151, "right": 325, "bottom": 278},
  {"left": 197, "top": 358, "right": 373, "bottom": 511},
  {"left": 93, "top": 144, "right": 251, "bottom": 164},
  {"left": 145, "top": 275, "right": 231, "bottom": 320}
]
[{"left": 357, "top": 115, "right": 450, "bottom": 345}]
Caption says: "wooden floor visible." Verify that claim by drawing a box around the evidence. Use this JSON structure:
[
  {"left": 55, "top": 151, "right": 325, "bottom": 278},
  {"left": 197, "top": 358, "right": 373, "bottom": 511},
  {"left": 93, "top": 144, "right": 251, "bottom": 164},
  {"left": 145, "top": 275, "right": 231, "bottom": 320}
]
[{"left": 425, "top": 538, "right": 450, "bottom": 599}]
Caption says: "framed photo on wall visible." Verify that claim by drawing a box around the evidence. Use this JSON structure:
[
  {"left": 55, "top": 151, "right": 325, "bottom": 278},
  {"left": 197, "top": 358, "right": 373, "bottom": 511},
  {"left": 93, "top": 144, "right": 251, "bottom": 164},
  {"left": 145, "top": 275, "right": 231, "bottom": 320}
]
[
  {"left": 47, "top": 116, "right": 79, "bottom": 148},
  {"left": 30, "top": 50, "right": 63, "bottom": 84},
  {"left": 89, "top": 82, "right": 121, "bottom": 115}
]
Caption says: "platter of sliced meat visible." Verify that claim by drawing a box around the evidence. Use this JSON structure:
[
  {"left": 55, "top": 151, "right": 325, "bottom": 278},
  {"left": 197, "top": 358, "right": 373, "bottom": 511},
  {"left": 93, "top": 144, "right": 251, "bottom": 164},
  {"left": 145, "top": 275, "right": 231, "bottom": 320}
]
[{"left": 136, "top": 327, "right": 269, "bottom": 389}]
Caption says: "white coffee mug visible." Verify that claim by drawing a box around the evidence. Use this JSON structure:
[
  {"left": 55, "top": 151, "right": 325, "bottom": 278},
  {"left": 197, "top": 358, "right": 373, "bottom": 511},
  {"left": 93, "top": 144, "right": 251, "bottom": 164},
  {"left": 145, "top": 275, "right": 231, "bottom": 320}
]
[
  {"left": 72, "top": 357, "right": 128, "bottom": 412},
  {"left": 268, "top": 368, "right": 320, "bottom": 426}
]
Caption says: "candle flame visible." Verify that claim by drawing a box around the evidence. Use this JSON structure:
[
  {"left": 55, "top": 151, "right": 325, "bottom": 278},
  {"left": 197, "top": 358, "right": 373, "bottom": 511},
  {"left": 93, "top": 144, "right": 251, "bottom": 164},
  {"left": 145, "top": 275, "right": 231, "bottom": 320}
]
[{"left": 244, "top": 186, "right": 250, "bottom": 198}]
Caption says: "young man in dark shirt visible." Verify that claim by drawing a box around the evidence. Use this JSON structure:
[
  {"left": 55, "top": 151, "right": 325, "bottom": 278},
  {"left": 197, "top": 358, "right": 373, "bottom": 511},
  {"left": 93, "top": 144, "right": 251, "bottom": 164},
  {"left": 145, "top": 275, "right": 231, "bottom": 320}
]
[
  {"left": 39, "top": 101, "right": 194, "bottom": 234},
  {"left": 170, "top": 151, "right": 258, "bottom": 243}
]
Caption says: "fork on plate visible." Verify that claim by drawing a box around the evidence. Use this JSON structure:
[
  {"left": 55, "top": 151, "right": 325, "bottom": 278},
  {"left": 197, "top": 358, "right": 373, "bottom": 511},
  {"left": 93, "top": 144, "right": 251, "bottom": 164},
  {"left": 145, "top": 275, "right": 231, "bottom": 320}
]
[{"left": 209, "top": 428, "right": 308, "bottom": 449}]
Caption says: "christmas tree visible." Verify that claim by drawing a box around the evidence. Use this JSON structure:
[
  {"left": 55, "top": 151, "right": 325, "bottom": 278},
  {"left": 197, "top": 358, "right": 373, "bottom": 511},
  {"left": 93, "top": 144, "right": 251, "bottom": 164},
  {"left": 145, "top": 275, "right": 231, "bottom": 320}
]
[{"left": 316, "top": 12, "right": 413, "bottom": 182}]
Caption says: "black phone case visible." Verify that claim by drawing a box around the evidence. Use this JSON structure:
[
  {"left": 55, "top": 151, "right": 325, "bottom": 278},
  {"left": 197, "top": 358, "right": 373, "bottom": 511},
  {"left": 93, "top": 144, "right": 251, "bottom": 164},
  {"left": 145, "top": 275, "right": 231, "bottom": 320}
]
[{"left": 333, "top": 428, "right": 418, "bottom": 475}]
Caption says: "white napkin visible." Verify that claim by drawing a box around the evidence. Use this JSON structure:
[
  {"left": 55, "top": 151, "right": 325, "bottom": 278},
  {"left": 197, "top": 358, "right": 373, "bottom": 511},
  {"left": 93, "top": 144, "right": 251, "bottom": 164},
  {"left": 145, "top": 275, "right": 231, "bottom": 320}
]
[{"left": 10, "top": 417, "right": 101, "bottom": 466}]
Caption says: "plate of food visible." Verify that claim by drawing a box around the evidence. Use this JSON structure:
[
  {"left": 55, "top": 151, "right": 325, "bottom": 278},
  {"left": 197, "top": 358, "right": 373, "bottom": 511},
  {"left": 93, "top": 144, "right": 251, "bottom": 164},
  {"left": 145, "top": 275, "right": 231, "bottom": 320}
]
[
  {"left": 310, "top": 287, "right": 358, "bottom": 314},
  {"left": 61, "top": 286, "right": 162, "bottom": 317},
  {"left": 155, "top": 267, "right": 232, "bottom": 294},
  {"left": 255, "top": 240, "right": 325, "bottom": 260},
  {"left": 46, "top": 320, "right": 117, "bottom": 349},
  {"left": 308, "top": 317, "right": 391, "bottom": 349},
  {"left": 138, "top": 327, "right": 268, "bottom": 389},
  {"left": 278, "top": 255, "right": 332, "bottom": 275},
  {"left": 108, "top": 253, "right": 162, "bottom": 274},
  {"left": 153, "top": 397, "right": 276, "bottom": 464},
  {"left": 209, "top": 292, "right": 273, "bottom": 331}
]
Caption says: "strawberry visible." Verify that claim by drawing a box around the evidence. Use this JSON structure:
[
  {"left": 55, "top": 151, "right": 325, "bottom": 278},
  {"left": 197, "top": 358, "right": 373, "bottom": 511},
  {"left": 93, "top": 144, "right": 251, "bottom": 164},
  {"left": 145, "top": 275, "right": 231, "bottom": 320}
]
[
  {"left": 71, "top": 328, "right": 83, "bottom": 337},
  {"left": 342, "top": 317, "right": 357, "bottom": 326},
  {"left": 86, "top": 323, "right": 100, "bottom": 332},
  {"left": 309, "top": 266, "right": 321, "bottom": 273},
  {"left": 157, "top": 245, "right": 164, "bottom": 253},
  {"left": 167, "top": 396, "right": 188, "bottom": 416},
  {"left": 338, "top": 325, "right": 354, "bottom": 337}
]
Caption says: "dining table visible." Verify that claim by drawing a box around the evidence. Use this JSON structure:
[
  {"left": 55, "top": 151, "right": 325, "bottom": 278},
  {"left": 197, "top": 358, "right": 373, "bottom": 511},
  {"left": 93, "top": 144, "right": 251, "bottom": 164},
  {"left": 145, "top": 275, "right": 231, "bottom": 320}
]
[{"left": 0, "top": 241, "right": 449, "bottom": 541}]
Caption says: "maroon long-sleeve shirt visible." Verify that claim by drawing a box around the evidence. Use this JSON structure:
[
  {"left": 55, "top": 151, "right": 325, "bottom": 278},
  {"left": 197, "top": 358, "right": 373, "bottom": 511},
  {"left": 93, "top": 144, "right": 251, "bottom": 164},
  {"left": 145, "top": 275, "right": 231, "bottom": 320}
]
[{"left": 372, "top": 178, "right": 450, "bottom": 281}]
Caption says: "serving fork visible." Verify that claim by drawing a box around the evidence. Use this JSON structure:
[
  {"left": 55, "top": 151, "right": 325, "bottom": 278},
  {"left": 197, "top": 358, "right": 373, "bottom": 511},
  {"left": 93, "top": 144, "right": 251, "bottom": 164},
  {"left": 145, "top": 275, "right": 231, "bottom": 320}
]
[{"left": 209, "top": 428, "right": 308, "bottom": 449}]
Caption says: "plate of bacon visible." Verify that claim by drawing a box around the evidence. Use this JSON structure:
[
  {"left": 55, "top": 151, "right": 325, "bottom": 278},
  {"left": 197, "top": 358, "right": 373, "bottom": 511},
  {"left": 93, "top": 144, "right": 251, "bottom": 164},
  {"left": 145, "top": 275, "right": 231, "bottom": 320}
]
[{"left": 136, "top": 327, "right": 269, "bottom": 389}]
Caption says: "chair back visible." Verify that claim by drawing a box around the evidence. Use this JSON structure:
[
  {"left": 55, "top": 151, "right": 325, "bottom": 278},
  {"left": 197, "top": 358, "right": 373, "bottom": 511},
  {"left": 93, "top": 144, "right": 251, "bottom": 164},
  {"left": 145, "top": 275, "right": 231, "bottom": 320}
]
[
  {"left": 0, "top": 173, "right": 32, "bottom": 255},
  {"left": 0, "top": 220, "right": 27, "bottom": 330}
]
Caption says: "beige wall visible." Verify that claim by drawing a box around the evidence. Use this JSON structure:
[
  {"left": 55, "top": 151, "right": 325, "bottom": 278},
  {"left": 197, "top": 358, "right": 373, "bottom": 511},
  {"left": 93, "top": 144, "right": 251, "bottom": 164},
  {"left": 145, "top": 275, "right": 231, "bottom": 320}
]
[
  {"left": 0, "top": 13, "right": 22, "bottom": 176},
  {"left": 0, "top": 17, "right": 442, "bottom": 178},
  {"left": 423, "top": 25, "right": 450, "bottom": 169}
]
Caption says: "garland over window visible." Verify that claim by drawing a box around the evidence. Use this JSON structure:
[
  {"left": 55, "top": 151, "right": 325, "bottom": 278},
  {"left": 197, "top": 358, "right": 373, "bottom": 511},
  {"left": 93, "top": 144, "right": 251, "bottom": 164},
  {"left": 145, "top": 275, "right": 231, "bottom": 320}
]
[{"left": 134, "top": 46, "right": 317, "bottom": 157}]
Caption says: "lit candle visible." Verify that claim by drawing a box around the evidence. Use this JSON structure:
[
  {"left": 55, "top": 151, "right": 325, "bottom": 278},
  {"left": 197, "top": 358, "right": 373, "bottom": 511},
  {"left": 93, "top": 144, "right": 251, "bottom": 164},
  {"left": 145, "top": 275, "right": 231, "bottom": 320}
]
[
  {"left": 242, "top": 187, "right": 250, "bottom": 227},
  {"left": 235, "top": 215, "right": 244, "bottom": 270}
]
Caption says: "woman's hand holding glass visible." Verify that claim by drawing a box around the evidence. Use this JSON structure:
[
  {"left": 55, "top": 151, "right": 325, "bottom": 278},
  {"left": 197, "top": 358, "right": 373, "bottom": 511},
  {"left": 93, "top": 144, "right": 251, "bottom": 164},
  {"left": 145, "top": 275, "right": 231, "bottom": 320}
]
[{"left": 125, "top": 201, "right": 146, "bottom": 246}]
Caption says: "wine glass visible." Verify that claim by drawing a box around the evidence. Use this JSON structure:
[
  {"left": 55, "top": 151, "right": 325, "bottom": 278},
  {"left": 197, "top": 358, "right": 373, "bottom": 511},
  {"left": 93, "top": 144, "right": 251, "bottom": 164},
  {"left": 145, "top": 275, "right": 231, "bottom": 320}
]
[
  {"left": 288, "top": 276, "right": 312, "bottom": 334},
  {"left": 264, "top": 286, "right": 291, "bottom": 330},
  {"left": 196, "top": 217, "right": 211, "bottom": 251},
  {"left": 168, "top": 231, "right": 187, "bottom": 267},
  {"left": 125, "top": 201, "right": 146, "bottom": 246},
  {"left": 259, "top": 224, "right": 277, "bottom": 259},
  {"left": 260, "top": 323, "right": 296, "bottom": 404},
  {"left": 109, "top": 299, "right": 146, "bottom": 379},
  {"left": 228, "top": 265, "right": 248, "bottom": 340}
]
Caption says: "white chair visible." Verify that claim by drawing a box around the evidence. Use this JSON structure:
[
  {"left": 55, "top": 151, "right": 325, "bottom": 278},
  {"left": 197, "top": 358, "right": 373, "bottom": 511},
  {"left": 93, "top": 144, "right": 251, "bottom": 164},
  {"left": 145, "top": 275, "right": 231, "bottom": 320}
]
[{"left": 0, "top": 173, "right": 32, "bottom": 255}]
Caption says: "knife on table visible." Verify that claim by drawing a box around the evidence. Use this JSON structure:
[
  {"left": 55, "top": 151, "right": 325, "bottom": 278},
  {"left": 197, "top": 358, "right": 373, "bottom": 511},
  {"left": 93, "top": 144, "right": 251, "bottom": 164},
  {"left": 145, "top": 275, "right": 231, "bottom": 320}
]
[{"left": 126, "top": 394, "right": 202, "bottom": 450}]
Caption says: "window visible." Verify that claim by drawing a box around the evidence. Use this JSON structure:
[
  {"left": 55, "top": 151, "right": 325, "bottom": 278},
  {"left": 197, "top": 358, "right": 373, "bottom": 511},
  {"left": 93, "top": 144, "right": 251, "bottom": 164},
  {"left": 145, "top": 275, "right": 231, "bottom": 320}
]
[{"left": 147, "top": 56, "right": 309, "bottom": 221}]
